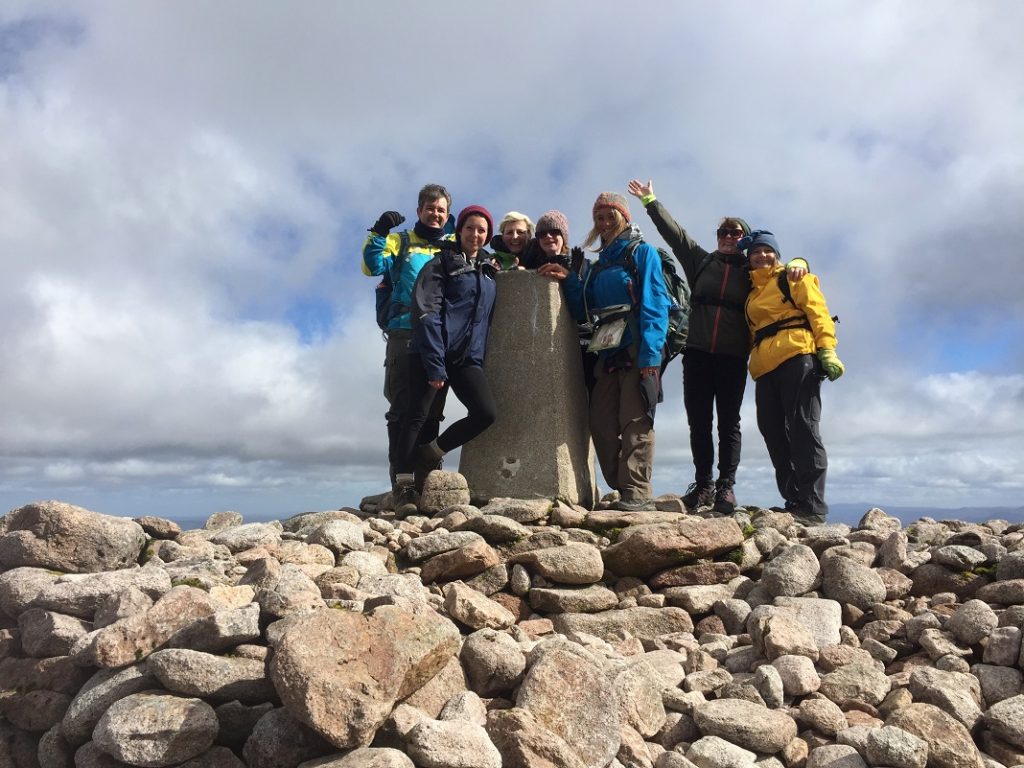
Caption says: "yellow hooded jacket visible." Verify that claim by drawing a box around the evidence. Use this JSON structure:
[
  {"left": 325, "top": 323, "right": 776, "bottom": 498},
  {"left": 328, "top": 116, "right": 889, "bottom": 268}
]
[{"left": 746, "top": 264, "right": 837, "bottom": 380}]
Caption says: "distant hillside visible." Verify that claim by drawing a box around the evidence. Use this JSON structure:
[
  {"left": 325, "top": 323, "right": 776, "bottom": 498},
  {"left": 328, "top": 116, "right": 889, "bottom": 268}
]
[{"left": 829, "top": 503, "right": 1024, "bottom": 526}]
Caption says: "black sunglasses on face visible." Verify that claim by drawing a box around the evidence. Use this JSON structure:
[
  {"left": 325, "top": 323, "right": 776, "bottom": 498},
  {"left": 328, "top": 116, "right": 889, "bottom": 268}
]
[
  {"left": 537, "top": 230, "right": 562, "bottom": 239},
  {"left": 717, "top": 228, "right": 744, "bottom": 238}
]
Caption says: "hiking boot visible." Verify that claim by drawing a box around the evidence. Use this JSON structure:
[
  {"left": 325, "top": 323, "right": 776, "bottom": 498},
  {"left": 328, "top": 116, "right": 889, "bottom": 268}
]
[
  {"left": 414, "top": 441, "right": 445, "bottom": 492},
  {"left": 611, "top": 497, "right": 657, "bottom": 512},
  {"left": 682, "top": 482, "right": 715, "bottom": 511},
  {"left": 780, "top": 501, "right": 826, "bottom": 526},
  {"left": 792, "top": 509, "right": 827, "bottom": 526},
  {"left": 392, "top": 473, "right": 418, "bottom": 509},
  {"left": 795, "top": 516, "right": 826, "bottom": 527},
  {"left": 767, "top": 501, "right": 800, "bottom": 513},
  {"left": 712, "top": 481, "right": 736, "bottom": 515}
]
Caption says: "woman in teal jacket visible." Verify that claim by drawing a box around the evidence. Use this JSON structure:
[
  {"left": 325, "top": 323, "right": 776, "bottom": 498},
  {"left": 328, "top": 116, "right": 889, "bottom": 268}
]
[{"left": 540, "top": 192, "right": 671, "bottom": 511}]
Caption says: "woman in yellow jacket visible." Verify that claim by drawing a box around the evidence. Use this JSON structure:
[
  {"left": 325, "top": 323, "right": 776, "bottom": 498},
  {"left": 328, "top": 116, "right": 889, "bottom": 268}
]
[{"left": 741, "top": 231, "right": 844, "bottom": 524}]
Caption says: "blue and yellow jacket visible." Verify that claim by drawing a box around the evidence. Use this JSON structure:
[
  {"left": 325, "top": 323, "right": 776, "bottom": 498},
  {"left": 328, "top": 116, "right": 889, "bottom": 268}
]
[
  {"left": 561, "top": 236, "right": 671, "bottom": 369},
  {"left": 362, "top": 230, "right": 454, "bottom": 331}
]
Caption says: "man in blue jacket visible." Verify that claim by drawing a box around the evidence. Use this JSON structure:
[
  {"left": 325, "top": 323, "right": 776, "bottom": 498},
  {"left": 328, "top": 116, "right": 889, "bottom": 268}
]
[{"left": 362, "top": 184, "right": 454, "bottom": 489}]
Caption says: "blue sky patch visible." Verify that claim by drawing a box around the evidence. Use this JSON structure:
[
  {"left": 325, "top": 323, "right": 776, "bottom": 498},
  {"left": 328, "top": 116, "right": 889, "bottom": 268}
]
[
  {"left": 285, "top": 296, "right": 335, "bottom": 345},
  {"left": 0, "top": 15, "right": 83, "bottom": 79}
]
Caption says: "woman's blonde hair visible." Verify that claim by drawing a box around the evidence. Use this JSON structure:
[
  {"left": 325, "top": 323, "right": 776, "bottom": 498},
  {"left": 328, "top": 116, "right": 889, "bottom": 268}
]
[
  {"left": 582, "top": 208, "right": 629, "bottom": 250},
  {"left": 499, "top": 211, "right": 535, "bottom": 238}
]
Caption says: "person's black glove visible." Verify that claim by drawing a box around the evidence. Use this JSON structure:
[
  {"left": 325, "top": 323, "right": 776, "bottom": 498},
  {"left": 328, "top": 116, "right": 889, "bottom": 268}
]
[
  {"left": 570, "top": 246, "right": 585, "bottom": 276},
  {"left": 370, "top": 211, "right": 405, "bottom": 236}
]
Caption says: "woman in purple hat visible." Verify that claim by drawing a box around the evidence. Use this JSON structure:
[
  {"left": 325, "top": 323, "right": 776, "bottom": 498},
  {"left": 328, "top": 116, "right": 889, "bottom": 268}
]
[{"left": 393, "top": 205, "right": 501, "bottom": 501}]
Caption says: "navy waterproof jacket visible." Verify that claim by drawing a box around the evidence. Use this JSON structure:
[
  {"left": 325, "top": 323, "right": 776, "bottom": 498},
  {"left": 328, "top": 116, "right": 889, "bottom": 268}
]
[{"left": 410, "top": 249, "right": 499, "bottom": 382}]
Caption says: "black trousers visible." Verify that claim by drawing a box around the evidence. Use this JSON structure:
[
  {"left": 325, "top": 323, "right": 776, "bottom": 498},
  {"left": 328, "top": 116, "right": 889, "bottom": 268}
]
[
  {"left": 682, "top": 348, "right": 748, "bottom": 486},
  {"left": 755, "top": 353, "right": 828, "bottom": 518},
  {"left": 395, "top": 355, "right": 497, "bottom": 474},
  {"left": 385, "top": 330, "right": 446, "bottom": 470}
]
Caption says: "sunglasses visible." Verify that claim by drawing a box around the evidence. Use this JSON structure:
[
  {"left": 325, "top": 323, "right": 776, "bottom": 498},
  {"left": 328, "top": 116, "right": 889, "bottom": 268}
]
[
  {"left": 716, "top": 228, "right": 745, "bottom": 238},
  {"left": 537, "top": 229, "right": 563, "bottom": 239}
]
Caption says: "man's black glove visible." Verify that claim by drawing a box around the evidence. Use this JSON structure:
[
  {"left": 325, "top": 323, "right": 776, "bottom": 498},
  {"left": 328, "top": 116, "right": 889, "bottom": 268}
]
[
  {"left": 570, "top": 246, "right": 586, "bottom": 276},
  {"left": 370, "top": 211, "right": 405, "bottom": 236}
]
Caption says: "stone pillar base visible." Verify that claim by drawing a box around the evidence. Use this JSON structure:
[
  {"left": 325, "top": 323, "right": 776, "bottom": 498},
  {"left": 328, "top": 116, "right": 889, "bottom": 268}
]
[{"left": 459, "top": 270, "right": 596, "bottom": 507}]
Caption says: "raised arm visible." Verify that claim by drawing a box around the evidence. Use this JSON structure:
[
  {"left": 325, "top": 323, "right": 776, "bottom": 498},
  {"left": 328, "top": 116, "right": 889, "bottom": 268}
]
[
  {"left": 361, "top": 210, "right": 406, "bottom": 276},
  {"left": 627, "top": 179, "right": 709, "bottom": 281}
]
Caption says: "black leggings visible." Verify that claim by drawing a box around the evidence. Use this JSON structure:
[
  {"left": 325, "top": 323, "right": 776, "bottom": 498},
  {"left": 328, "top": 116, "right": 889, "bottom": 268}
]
[
  {"left": 395, "top": 355, "right": 497, "bottom": 473},
  {"left": 682, "top": 348, "right": 748, "bottom": 485}
]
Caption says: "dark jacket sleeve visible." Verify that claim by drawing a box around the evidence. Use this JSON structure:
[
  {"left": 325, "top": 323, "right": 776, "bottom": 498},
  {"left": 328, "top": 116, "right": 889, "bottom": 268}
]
[
  {"left": 560, "top": 270, "right": 586, "bottom": 323},
  {"left": 411, "top": 255, "right": 448, "bottom": 381},
  {"left": 643, "top": 199, "right": 711, "bottom": 284}
]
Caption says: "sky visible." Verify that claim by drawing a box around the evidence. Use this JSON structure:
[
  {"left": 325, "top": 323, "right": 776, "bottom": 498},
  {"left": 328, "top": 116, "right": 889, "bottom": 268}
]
[{"left": 1, "top": 1, "right": 1022, "bottom": 526}]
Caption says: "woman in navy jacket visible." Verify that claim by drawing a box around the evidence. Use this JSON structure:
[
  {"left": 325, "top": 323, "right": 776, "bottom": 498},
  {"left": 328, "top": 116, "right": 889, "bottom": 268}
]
[{"left": 393, "top": 205, "right": 499, "bottom": 499}]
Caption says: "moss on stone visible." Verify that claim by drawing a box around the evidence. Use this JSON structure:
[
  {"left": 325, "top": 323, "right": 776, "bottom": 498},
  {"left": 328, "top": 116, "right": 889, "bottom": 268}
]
[{"left": 170, "top": 577, "right": 208, "bottom": 590}]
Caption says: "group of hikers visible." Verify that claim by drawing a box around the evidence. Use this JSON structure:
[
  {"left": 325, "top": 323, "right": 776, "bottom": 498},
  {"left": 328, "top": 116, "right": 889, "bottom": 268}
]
[{"left": 361, "top": 181, "right": 844, "bottom": 525}]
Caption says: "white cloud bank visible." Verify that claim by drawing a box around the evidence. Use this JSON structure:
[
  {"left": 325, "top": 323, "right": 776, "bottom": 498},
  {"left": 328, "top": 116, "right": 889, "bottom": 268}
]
[{"left": 0, "top": 1, "right": 1022, "bottom": 522}]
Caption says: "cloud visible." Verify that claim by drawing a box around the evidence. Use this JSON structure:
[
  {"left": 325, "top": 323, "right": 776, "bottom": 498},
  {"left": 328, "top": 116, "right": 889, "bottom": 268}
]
[{"left": 0, "top": 1, "right": 1022, "bottom": 520}]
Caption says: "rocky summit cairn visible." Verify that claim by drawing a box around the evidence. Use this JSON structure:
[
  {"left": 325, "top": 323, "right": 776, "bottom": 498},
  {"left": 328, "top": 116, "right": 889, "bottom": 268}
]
[
  {"left": 458, "top": 270, "right": 597, "bottom": 508},
  {"left": 0, "top": 496, "right": 1023, "bottom": 768}
]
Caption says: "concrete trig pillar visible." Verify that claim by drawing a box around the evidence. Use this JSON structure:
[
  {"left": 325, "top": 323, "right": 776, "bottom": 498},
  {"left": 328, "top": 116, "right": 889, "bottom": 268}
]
[{"left": 459, "top": 270, "right": 596, "bottom": 506}]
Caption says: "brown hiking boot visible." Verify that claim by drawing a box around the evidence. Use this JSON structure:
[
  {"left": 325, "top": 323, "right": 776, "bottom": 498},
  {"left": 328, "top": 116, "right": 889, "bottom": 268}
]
[
  {"left": 713, "top": 481, "right": 736, "bottom": 515},
  {"left": 682, "top": 482, "right": 715, "bottom": 511},
  {"left": 414, "top": 441, "right": 445, "bottom": 492},
  {"left": 392, "top": 473, "right": 419, "bottom": 510}
]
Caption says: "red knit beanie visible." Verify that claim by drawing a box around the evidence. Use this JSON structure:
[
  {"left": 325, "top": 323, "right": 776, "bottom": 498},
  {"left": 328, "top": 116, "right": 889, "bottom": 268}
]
[
  {"left": 592, "top": 191, "right": 631, "bottom": 223},
  {"left": 455, "top": 205, "right": 494, "bottom": 242}
]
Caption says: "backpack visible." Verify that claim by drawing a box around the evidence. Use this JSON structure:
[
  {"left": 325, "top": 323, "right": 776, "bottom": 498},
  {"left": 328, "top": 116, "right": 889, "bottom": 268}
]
[
  {"left": 587, "top": 238, "right": 692, "bottom": 369},
  {"left": 624, "top": 239, "right": 692, "bottom": 366}
]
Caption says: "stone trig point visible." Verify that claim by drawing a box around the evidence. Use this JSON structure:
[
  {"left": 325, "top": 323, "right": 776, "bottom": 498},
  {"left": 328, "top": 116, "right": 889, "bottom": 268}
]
[{"left": 459, "top": 269, "right": 596, "bottom": 506}]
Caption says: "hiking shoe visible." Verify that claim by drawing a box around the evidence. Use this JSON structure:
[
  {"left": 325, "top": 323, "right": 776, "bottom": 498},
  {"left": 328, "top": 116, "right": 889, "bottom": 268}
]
[
  {"left": 392, "top": 473, "right": 418, "bottom": 509},
  {"left": 682, "top": 482, "right": 715, "bottom": 511},
  {"left": 414, "top": 441, "right": 445, "bottom": 492},
  {"left": 712, "top": 481, "right": 736, "bottom": 515},
  {"left": 611, "top": 497, "right": 657, "bottom": 512},
  {"left": 779, "top": 500, "right": 826, "bottom": 526},
  {"left": 792, "top": 510, "right": 827, "bottom": 526}
]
